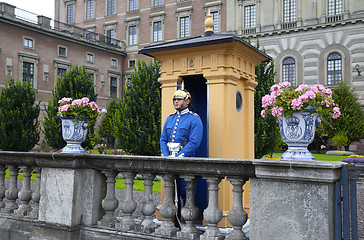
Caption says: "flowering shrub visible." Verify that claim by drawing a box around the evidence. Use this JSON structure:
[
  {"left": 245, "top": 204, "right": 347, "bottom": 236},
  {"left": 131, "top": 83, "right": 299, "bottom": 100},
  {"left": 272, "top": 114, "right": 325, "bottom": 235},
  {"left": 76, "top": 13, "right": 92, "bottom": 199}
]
[
  {"left": 57, "top": 97, "right": 107, "bottom": 121},
  {"left": 342, "top": 154, "right": 364, "bottom": 163},
  {"left": 261, "top": 81, "right": 341, "bottom": 118},
  {"left": 95, "top": 143, "right": 106, "bottom": 154}
]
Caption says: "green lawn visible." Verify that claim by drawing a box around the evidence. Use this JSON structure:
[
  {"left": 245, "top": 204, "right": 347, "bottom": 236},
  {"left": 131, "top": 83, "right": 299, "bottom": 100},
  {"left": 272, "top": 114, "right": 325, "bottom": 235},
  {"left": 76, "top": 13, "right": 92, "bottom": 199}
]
[
  {"left": 264, "top": 152, "right": 348, "bottom": 161},
  {"left": 5, "top": 169, "right": 161, "bottom": 193}
]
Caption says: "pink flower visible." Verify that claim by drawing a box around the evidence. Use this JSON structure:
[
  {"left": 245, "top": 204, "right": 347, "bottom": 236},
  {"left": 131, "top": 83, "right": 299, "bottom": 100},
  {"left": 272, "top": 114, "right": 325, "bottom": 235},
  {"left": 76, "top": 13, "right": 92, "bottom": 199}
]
[
  {"left": 101, "top": 109, "right": 107, "bottom": 113},
  {"left": 261, "top": 109, "right": 266, "bottom": 118},
  {"left": 89, "top": 101, "right": 98, "bottom": 111},
  {"left": 311, "top": 85, "right": 319, "bottom": 93},
  {"left": 332, "top": 107, "right": 341, "bottom": 119},
  {"left": 316, "top": 84, "right": 325, "bottom": 91},
  {"left": 291, "top": 99, "right": 303, "bottom": 110},
  {"left": 295, "top": 84, "right": 307, "bottom": 92},
  {"left": 271, "top": 106, "right": 284, "bottom": 117},
  {"left": 323, "top": 88, "right": 332, "bottom": 97},
  {"left": 81, "top": 97, "right": 90, "bottom": 105},
  {"left": 281, "top": 81, "right": 291, "bottom": 88},
  {"left": 71, "top": 99, "right": 83, "bottom": 106},
  {"left": 262, "top": 94, "right": 276, "bottom": 108},
  {"left": 270, "top": 84, "right": 282, "bottom": 97},
  {"left": 58, "top": 97, "right": 72, "bottom": 104},
  {"left": 304, "top": 90, "right": 316, "bottom": 99},
  {"left": 324, "top": 99, "right": 334, "bottom": 107},
  {"left": 60, "top": 104, "right": 70, "bottom": 112}
]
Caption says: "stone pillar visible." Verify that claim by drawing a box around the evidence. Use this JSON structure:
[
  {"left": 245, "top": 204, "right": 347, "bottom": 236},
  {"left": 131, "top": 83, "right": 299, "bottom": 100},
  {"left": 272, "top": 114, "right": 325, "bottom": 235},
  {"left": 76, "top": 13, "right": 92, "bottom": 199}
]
[
  {"left": 250, "top": 159, "right": 343, "bottom": 240},
  {"left": 39, "top": 168, "right": 104, "bottom": 227}
]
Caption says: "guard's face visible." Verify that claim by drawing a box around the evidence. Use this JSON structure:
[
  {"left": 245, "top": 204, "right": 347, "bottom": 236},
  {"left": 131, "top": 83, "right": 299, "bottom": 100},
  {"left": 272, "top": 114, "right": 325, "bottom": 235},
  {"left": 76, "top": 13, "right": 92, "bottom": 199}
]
[{"left": 173, "top": 98, "right": 189, "bottom": 111}]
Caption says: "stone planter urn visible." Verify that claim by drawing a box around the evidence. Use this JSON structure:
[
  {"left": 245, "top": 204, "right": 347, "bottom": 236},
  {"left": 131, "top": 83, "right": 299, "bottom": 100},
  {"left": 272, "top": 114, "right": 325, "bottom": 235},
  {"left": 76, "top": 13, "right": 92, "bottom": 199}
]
[
  {"left": 60, "top": 116, "right": 88, "bottom": 153},
  {"left": 277, "top": 107, "right": 320, "bottom": 160}
]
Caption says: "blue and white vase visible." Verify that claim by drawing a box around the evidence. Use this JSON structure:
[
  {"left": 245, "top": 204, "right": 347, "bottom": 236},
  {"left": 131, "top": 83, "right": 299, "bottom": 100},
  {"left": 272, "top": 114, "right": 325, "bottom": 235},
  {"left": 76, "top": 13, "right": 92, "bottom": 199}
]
[
  {"left": 60, "top": 116, "right": 88, "bottom": 153},
  {"left": 277, "top": 107, "right": 320, "bottom": 160}
]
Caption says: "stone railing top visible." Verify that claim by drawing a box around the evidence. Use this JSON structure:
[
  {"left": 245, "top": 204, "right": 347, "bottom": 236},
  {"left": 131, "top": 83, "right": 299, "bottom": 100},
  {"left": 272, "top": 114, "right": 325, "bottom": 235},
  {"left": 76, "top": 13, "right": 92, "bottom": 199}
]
[
  {"left": 0, "top": 151, "right": 255, "bottom": 178},
  {"left": 0, "top": 151, "right": 346, "bottom": 182},
  {"left": 252, "top": 158, "right": 345, "bottom": 183}
]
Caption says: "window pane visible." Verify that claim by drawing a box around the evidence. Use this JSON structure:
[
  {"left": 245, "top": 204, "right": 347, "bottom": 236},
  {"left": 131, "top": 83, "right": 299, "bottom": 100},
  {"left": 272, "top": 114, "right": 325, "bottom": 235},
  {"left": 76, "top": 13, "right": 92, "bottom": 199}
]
[
  {"left": 328, "top": 0, "right": 342, "bottom": 15},
  {"left": 110, "top": 77, "right": 117, "bottom": 98},
  {"left": 86, "top": 0, "right": 94, "bottom": 20},
  {"left": 107, "top": 0, "right": 115, "bottom": 16},
  {"left": 59, "top": 47, "right": 66, "bottom": 57},
  {"left": 154, "top": 0, "right": 162, "bottom": 7},
  {"left": 67, "top": 4, "right": 74, "bottom": 23},
  {"left": 129, "top": 26, "right": 137, "bottom": 45},
  {"left": 282, "top": 57, "right": 296, "bottom": 85},
  {"left": 180, "top": 16, "right": 189, "bottom": 38},
  {"left": 22, "top": 62, "right": 34, "bottom": 88},
  {"left": 129, "top": 0, "right": 137, "bottom": 11},
  {"left": 244, "top": 5, "right": 256, "bottom": 28},
  {"left": 57, "top": 68, "right": 67, "bottom": 80},
  {"left": 107, "top": 29, "right": 115, "bottom": 45},
  {"left": 211, "top": 11, "right": 219, "bottom": 32},
  {"left": 327, "top": 52, "right": 342, "bottom": 85},
  {"left": 153, "top": 21, "right": 162, "bottom": 42},
  {"left": 283, "top": 0, "right": 296, "bottom": 22}
]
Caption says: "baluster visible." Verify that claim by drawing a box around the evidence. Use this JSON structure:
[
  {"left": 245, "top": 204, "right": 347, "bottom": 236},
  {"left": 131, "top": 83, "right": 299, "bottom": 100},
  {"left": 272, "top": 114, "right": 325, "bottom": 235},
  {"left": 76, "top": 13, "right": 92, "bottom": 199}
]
[
  {"left": 177, "top": 175, "right": 200, "bottom": 240},
  {"left": 226, "top": 178, "right": 248, "bottom": 240},
  {"left": 15, "top": 166, "right": 32, "bottom": 216},
  {"left": 116, "top": 172, "right": 137, "bottom": 231},
  {"left": 0, "top": 166, "right": 5, "bottom": 209},
  {"left": 155, "top": 174, "right": 179, "bottom": 237},
  {"left": 200, "top": 176, "right": 224, "bottom": 240},
  {"left": 2, "top": 165, "right": 19, "bottom": 213},
  {"left": 98, "top": 170, "right": 118, "bottom": 228},
  {"left": 140, "top": 173, "right": 157, "bottom": 233},
  {"left": 29, "top": 167, "right": 41, "bottom": 218}
]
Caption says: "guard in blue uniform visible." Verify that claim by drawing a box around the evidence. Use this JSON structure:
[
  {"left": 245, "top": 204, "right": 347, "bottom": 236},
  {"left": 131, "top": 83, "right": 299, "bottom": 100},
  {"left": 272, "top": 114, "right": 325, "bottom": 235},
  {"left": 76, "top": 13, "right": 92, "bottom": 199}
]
[{"left": 160, "top": 88, "right": 206, "bottom": 225}]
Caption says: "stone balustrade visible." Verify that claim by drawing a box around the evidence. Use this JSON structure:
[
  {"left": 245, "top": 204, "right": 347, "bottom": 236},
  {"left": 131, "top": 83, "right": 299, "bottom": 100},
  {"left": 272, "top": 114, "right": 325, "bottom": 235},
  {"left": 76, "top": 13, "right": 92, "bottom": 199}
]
[{"left": 0, "top": 151, "right": 344, "bottom": 240}]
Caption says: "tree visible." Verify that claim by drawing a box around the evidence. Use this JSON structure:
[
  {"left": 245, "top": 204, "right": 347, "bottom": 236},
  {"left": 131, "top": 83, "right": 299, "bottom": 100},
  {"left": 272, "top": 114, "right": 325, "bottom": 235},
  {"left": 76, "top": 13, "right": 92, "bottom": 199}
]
[
  {"left": 321, "top": 81, "right": 364, "bottom": 149},
  {"left": 114, "top": 60, "right": 161, "bottom": 155},
  {"left": 0, "top": 78, "right": 40, "bottom": 151},
  {"left": 97, "top": 98, "right": 119, "bottom": 147},
  {"left": 252, "top": 40, "right": 280, "bottom": 159},
  {"left": 42, "top": 65, "right": 97, "bottom": 150}
]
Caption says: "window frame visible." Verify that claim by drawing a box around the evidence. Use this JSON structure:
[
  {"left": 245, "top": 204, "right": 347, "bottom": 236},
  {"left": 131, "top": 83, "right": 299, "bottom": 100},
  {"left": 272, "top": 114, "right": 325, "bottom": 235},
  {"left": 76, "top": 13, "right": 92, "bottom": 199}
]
[
  {"left": 128, "top": 25, "right": 137, "bottom": 45},
  {"left": 282, "top": 57, "right": 296, "bottom": 85},
  {"left": 23, "top": 36, "right": 34, "bottom": 49},
  {"left": 129, "top": 0, "right": 138, "bottom": 12},
  {"left": 111, "top": 58, "right": 118, "bottom": 68},
  {"left": 86, "top": 52, "right": 94, "bottom": 63},
  {"left": 58, "top": 45, "right": 68, "bottom": 57},
  {"left": 328, "top": 0, "right": 342, "bottom": 16},
  {"left": 244, "top": 5, "right": 256, "bottom": 29},
  {"left": 66, "top": 3, "right": 74, "bottom": 24},
  {"left": 107, "top": 0, "right": 115, "bottom": 16},
  {"left": 179, "top": 16, "right": 190, "bottom": 38},
  {"left": 283, "top": 0, "right": 296, "bottom": 23},
  {"left": 153, "top": 21, "right": 163, "bottom": 42},
  {"left": 18, "top": 52, "right": 39, "bottom": 89},
  {"left": 327, "top": 52, "right": 342, "bottom": 86},
  {"left": 86, "top": 0, "right": 95, "bottom": 21}
]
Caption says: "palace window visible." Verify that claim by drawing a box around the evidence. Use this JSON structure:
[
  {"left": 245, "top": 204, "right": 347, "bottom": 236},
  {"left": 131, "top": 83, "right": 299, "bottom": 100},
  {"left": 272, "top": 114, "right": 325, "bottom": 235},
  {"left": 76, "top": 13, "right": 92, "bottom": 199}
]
[
  {"left": 24, "top": 37, "right": 34, "bottom": 49},
  {"left": 180, "top": 16, "right": 190, "bottom": 38},
  {"left": 66, "top": 3, "right": 74, "bottom": 23},
  {"left": 153, "top": 21, "right": 162, "bottom": 42},
  {"left": 86, "top": 0, "right": 94, "bottom": 20},
  {"left": 107, "top": 0, "right": 115, "bottom": 16},
  {"left": 283, "top": 0, "right": 296, "bottom": 22},
  {"left": 327, "top": 52, "right": 342, "bottom": 85},
  {"left": 244, "top": 5, "right": 256, "bottom": 28},
  {"left": 22, "top": 62, "right": 34, "bottom": 87},
  {"left": 129, "top": 26, "right": 137, "bottom": 45},
  {"left": 211, "top": 11, "right": 219, "bottom": 32},
  {"left": 129, "top": 0, "right": 137, "bottom": 11},
  {"left": 110, "top": 76, "right": 118, "bottom": 98},
  {"left": 328, "top": 0, "right": 342, "bottom": 16},
  {"left": 282, "top": 57, "right": 296, "bottom": 85}
]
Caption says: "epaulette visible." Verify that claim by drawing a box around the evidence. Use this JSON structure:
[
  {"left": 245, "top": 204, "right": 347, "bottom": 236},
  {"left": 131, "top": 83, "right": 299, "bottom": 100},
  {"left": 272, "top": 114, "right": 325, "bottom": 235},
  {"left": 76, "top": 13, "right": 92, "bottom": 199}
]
[{"left": 189, "top": 111, "right": 198, "bottom": 116}]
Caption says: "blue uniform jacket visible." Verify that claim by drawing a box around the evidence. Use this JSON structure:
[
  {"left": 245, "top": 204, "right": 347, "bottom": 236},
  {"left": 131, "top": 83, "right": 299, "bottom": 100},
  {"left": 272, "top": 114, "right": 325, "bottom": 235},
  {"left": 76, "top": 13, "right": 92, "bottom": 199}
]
[{"left": 160, "top": 108, "right": 203, "bottom": 157}]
